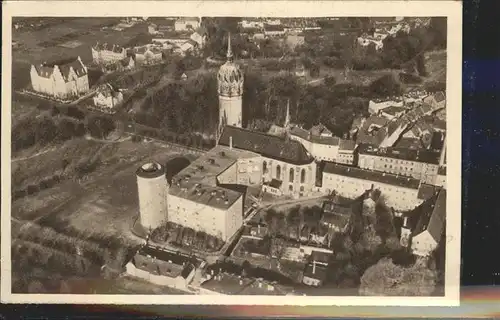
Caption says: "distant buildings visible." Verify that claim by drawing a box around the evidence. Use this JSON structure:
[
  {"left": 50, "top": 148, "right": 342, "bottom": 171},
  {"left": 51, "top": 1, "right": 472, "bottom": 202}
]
[
  {"left": 91, "top": 43, "right": 127, "bottom": 65},
  {"left": 174, "top": 17, "right": 200, "bottom": 32},
  {"left": 133, "top": 46, "right": 163, "bottom": 65},
  {"left": 30, "top": 56, "right": 89, "bottom": 99},
  {"left": 357, "top": 145, "right": 440, "bottom": 184}
]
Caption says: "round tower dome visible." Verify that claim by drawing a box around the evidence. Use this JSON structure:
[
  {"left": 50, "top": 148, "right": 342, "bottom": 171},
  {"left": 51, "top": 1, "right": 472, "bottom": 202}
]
[{"left": 217, "top": 33, "right": 244, "bottom": 97}]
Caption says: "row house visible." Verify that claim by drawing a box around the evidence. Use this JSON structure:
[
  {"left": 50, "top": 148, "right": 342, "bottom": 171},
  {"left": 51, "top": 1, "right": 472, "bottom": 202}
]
[
  {"left": 30, "top": 56, "right": 89, "bottom": 99},
  {"left": 322, "top": 162, "right": 425, "bottom": 211},
  {"left": 357, "top": 145, "right": 440, "bottom": 185}
]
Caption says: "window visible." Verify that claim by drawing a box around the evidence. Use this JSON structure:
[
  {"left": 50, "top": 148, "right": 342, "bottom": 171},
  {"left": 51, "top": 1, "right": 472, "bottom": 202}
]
[
  {"left": 289, "top": 185, "right": 293, "bottom": 191},
  {"left": 263, "top": 161, "right": 267, "bottom": 173},
  {"left": 276, "top": 165, "right": 281, "bottom": 180},
  {"left": 289, "top": 168, "right": 294, "bottom": 182},
  {"left": 301, "top": 169, "right": 306, "bottom": 183}
]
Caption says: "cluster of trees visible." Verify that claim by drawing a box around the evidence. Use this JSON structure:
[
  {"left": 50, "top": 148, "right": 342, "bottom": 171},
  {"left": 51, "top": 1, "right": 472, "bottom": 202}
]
[
  {"left": 150, "top": 221, "right": 225, "bottom": 253},
  {"left": 12, "top": 110, "right": 116, "bottom": 153},
  {"left": 359, "top": 256, "right": 438, "bottom": 296},
  {"left": 12, "top": 174, "right": 62, "bottom": 201}
]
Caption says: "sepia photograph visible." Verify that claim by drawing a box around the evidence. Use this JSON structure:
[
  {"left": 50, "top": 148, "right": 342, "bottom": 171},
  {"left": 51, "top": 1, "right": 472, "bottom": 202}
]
[{"left": 1, "top": 1, "right": 462, "bottom": 306}]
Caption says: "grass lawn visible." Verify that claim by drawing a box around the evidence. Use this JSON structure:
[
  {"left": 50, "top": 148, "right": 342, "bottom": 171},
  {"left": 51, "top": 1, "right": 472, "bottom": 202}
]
[{"left": 11, "top": 138, "right": 194, "bottom": 243}]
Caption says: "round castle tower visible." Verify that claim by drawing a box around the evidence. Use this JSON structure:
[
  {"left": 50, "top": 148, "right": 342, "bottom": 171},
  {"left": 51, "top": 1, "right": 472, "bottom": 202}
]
[
  {"left": 217, "top": 32, "right": 244, "bottom": 140},
  {"left": 136, "top": 162, "right": 168, "bottom": 231}
]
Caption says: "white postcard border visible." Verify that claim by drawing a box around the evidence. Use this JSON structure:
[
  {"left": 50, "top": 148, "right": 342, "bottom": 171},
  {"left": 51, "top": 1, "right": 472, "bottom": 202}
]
[{"left": 1, "top": 0, "right": 462, "bottom": 306}]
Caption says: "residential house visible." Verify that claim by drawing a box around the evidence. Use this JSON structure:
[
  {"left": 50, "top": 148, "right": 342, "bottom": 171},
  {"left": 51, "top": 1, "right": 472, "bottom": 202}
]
[
  {"left": 379, "top": 105, "right": 406, "bottom": 120},
  {"left": 125, "top": 244, "right": 198, "bottom": 290},
  {"left": 134, "top": 46, "right": 163, "bottom": 65},
  {"left": 92, "top": 43, "right": 127, "bottom": 65},
  {"left": 93, "top": 83, "right": 123, "bottom": 109},
  {"left": 368, "top": 99, "right": 404, "bottom": 115},
  {"left": 116, "top": 55, "right": 135, "bottom": 72},
  {"left": 320, "top": 199, "right": 352, "bottom": 233},
  {"left": 405, "top": 189, "right": 446, "bottom": 257},
  {"left": 302, "top": 261, "right": 328, "bottom": 287},
  {"left": 30, "top": 56, "right": 89, "bottom": 99},
  {"left": 264, "top": 24, "right": 286, "bottom": 37}
]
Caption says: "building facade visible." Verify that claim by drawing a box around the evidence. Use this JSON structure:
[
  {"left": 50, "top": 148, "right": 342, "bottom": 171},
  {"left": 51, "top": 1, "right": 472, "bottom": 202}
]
[
  {"left": 357, "top": 145, "right": 440, "bottom": 184},
  {"left": 322, "top": 162, "right": 422, "bottom": 211},
  {"left": 167, "top": 186, "right": 243, "bottom": 241},
  {"left": 30, "top": 56, "right": 89, "bottom": 99},
  {"left": 91, "top": 43, "right": 127, "bottom": 65},
  {"left": 93, "top": 83, "right": 124, "bottom": 109}
]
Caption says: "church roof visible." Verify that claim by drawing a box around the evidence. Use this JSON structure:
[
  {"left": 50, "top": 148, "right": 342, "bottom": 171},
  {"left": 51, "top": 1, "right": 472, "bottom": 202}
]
[{"left": 218, "top": 126, "right": 315, "bottom": 165}]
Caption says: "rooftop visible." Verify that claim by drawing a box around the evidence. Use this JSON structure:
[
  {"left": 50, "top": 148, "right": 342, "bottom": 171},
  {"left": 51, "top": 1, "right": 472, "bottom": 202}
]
[
  {"left": 303, "top": 263, "right": 328, "bottom": 281},
  {"left": 417, "top": 183, "right": 441, "bottom": 200},
  {"left": 136, "top": 162, "right": 165, "bottom": 179},
  {"left": 382, "top": 105, "right": 406, "bottom": 116},
  {"left": 310, "top": 250, "right": 333, "bottom": 265},
  {"left": 289, "top": 126, "right": 340, "bottom": 146},
  {"left": 323, "top": 162, "right": 421, "bottom": 189},
  {"left": 219, "top": 126, "right": 314, "bottom": 165},
  {"left": 412, "top": 189, "right": 446, "bottom": 241},
  {"left": 357, "top": 145, "right": 440, "bottom": 165}
]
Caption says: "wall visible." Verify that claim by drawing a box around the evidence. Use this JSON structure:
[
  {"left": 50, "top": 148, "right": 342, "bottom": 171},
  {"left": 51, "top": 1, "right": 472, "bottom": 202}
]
[
  {"left": 262, "top": 158, "right": 316, "bottom": 197},
  {"left": 358, "top": 153, "right": 439, "bottom": 183},
  {"left": 219, "top": 95, "right": 243, "bottom": 128},
  {"left": 168, "top": 193, "right": 242, "bottom": 241},
  {"left": 322, "top": 172, "right": 421, "bottom": 211},
  {"left": 137, "top": 174, "right": 168, "bottom": 230}
]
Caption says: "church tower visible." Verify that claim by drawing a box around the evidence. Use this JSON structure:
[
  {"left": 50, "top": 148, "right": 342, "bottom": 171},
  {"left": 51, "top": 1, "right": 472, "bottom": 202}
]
[{"left": 217, "top": 32, "right": 244, "bottom": 141}]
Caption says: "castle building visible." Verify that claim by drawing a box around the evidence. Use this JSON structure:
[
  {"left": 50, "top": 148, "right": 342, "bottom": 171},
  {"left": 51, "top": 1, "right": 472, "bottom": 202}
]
[
  {"left": 217, "top": 33, "right": 244, "bottom": 141},
  {"left": 30, "top": 56, "right": 89, "bottom": 99}
]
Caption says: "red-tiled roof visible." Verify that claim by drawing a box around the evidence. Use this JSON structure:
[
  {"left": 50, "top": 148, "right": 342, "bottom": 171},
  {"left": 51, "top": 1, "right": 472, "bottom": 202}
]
[{"left": 219, "top": 126, "right": 314, "bottom": 165}]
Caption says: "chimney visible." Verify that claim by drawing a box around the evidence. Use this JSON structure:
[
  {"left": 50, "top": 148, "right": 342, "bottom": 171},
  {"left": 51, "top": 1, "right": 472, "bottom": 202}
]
[
  {"left": 312, "top": 261, "right": 316, "bottom": 275},
  {"left": 403, "top": 216, "right": 408, "bottom": 227},
  {"left": 229, "top": 136, "right": 233, "bottom": 150}
]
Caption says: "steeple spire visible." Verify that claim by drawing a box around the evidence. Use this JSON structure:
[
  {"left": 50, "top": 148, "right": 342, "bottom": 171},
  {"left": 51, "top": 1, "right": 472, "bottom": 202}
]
[
  {"left": 284, "top": 99, "right": 290, "bottom": 128},
  {"left": 226, "top": 32, "right": 233, "bottom": 61}
]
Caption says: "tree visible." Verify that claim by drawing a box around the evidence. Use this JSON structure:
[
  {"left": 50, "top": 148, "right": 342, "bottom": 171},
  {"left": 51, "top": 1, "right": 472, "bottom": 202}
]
[
  {"left": 359, "top": 257, "right": 438, "bottom": 296},
  {"left": 85, "top": 115, "right": 116, "bottom": 139},
  {"left": 369, "top": 74, "right": 402, "bottom": 97}
]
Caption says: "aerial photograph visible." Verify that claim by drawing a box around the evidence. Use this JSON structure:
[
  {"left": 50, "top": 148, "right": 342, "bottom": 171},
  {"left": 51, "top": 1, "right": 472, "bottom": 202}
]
[{"left": 10, "top": 16, "right": 448, "bottom": 297}]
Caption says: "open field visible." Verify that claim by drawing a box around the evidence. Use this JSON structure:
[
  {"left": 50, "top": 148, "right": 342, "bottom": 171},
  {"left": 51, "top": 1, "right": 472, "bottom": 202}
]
[{"left": 12, "top": 138, "right": 198, "bottom": 242}]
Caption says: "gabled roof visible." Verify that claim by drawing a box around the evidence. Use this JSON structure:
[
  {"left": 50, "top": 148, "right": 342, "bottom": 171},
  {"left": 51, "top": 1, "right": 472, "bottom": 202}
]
[
  {"left": 35, "top": 57, "right": 87, "bottom": 81},
  {"left": 218, "top": 126, "right": 315, "bottom": 165},
  {"left": 412, "top": 189, "right": 446, "bottom": 242},
  {"left": 289, "top": 126, "right": 340, "bottom": 146}
]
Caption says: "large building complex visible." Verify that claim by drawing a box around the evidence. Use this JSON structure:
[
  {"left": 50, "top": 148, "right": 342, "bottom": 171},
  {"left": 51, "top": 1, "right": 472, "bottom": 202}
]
[
  {"left": 30, "top": 56, "right": 89, "bottom": 99},
  {"left": 134, "top": 32, "right": 446, "bottom": 249}
]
